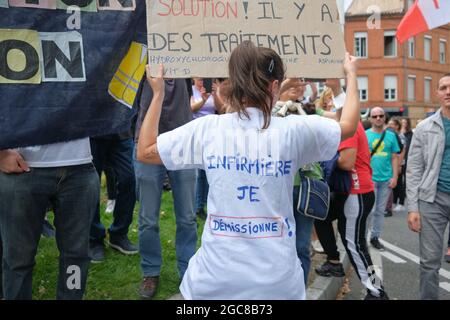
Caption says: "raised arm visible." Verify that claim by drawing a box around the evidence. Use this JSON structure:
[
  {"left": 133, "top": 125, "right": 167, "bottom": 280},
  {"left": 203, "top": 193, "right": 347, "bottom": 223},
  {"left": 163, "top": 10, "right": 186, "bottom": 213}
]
[
  {"left": 307, "top": 81, "right": 318, "bottom": 102},
  {"left": 136, "top": 64, "right": 165, "bottom": 165},
  {"left": 338, "top": 53, "right": 360, "bottom": 141}
]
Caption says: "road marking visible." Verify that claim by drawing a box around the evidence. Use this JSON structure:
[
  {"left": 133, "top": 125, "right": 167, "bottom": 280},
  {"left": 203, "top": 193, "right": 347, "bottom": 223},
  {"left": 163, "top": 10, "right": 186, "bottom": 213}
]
[
  {"left": 380, "top": 251, "right": 406, "bottom": 263},
  {"left": 380, "top": 239, "right": 450, "bottom": 280},
  {"left": 439, "top": 282, "right": 450, "bottom": 293}
]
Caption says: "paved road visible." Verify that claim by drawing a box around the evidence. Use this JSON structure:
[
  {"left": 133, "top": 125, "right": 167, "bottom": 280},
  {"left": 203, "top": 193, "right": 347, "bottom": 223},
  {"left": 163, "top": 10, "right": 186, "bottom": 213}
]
[{"left": 344, "top": 208, "right": 450, "bottom": 300}]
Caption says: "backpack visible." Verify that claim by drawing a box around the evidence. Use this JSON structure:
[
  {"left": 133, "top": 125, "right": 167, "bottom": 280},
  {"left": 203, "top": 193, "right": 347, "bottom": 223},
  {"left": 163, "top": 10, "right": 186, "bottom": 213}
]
[
  {"left": 320, "top": 153, "right": 352, "bottom": 193},
  {"left": 296, "top": 164, "right": 330, "bottom": 221}
]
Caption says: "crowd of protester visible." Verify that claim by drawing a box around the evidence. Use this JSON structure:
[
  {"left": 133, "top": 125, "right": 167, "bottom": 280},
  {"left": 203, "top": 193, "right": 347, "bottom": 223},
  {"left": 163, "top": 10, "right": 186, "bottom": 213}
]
[{"left": 0, "top": 42, "right": 449, "bottom": 300}]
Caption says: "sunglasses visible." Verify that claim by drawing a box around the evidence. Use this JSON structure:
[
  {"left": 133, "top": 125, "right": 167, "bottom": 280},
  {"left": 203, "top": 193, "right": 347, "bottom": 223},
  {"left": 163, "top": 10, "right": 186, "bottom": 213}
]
[{"left": 371, "top": 115, "right": 385, "bottom": 119}]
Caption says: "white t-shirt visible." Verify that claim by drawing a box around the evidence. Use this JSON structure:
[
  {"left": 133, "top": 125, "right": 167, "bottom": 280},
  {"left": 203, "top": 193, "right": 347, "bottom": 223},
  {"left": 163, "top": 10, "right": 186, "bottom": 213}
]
[
  {"left": 157, "top": 107, "right": 341, "bottom": 300},
  {"left": 192, "top": 85, "right": 216, "bottom": 119},
  {"left": 17, "top": 138, "right": 92, "bottom": 168}
]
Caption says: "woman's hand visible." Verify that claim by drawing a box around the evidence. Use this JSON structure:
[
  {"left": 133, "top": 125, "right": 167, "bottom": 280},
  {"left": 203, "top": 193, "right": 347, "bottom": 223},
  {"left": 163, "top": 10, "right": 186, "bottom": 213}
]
[
  {"left": 200, "top": 87, "right": 210, "bottom": 102},
  {"left": 145, "top": 64, "right": 165, "bottom": 96},
  {"left": 279, "top": 78, "right": 303, "bottom": 96},
  {"left": 343, "top": 52, "right": 358, "bottom": 76}
]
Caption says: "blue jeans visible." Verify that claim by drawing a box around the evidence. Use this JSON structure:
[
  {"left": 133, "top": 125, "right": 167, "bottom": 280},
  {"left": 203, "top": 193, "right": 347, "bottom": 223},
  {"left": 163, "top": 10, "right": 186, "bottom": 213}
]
[
  {"left": 195, "top": 169, "right": 209, "bottom": 213},
  {"left": 90, "top": 138, "right": 136, "bottom": 243},
  {"left": 0, "top": 164, "right": 99, "bottom": 299},
  {"left": 370, "top": 180, "right": 391, "bottom": 239},
  {"left": 293, "top": 186, "right": 314, "bottom": 284},
  {"left": 133, "top": 149, "right": 197, "bottom": 279}
]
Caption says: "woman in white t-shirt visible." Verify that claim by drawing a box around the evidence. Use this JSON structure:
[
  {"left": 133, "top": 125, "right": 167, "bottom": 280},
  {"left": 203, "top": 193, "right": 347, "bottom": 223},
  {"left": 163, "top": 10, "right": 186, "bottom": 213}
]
[{"left": 137, "top": 41, "right": 360, "bottom": 300}]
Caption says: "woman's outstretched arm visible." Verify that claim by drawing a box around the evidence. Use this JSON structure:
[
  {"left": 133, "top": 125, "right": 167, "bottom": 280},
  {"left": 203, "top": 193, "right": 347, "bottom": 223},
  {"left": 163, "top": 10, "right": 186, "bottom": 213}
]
[
  {"left": 338, "top": 53, "right": 360, "bottom": 141},
  {"left": 137, "top": 64, "right": 165, "bottom": 165}
]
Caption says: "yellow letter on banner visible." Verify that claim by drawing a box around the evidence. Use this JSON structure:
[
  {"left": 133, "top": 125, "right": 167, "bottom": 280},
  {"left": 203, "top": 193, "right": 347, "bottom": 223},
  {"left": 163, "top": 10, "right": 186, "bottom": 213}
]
[
  {"left": 108, "top": 41, "right": 147, "bottom": 108},
  {"left": 0, "top": 29, "right": 42, "bottom": 84}
]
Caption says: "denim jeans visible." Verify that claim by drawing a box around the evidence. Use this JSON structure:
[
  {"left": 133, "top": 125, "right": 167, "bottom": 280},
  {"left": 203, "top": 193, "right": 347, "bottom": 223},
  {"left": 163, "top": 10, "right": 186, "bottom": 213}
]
[
  {"left": 195, "top": 169, "right": 209, "bottom": 213},
  {"left": 293, "top": 186, "right": 314, "bottom": 284},
  {"left": 0, "top": 164, "right": 99, "bottom": 300},
  {"left": 90, "top": 138, "right": 136, "bottom": 243},
  {"left": 369, "top": 180, "right": 391, "bottom": 239},
  {"left": 134, "top": 149, "right": 197, "bottom": 279}
]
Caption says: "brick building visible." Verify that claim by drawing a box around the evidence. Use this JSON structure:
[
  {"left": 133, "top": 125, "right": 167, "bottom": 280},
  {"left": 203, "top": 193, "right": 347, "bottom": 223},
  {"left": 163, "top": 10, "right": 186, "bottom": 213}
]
[{"left": 345, "top": 0, "right": 450, "bottom": 124}]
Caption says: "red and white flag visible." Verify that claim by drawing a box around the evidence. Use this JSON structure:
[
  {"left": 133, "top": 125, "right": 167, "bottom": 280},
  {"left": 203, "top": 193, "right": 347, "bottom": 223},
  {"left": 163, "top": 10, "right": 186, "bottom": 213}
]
[{"left": 396, "top": 0, "right": 450, "bottom": 43}]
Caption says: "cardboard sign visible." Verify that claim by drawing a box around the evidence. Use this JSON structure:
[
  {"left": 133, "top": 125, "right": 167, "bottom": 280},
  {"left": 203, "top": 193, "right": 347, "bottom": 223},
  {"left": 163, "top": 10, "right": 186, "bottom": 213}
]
[{"left": 146, "top": 0, "right": 346, "bottom": 78}]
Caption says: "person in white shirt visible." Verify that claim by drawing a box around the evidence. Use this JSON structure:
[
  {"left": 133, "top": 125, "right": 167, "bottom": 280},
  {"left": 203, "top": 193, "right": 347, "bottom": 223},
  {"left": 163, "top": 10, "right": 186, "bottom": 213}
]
[{"left": 137, "top": 41, "right": 360, "bottom": 300}]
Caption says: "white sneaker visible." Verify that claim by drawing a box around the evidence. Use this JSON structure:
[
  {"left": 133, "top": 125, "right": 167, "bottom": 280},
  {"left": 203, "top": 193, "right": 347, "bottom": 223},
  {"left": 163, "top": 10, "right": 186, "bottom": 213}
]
[
  {"left": 393, "top": 204, "right": 405, "bottom": 212},
  {"left": 311, "top": 240, "right": 324, "bottom": 253},
  {"left": 105, "top": 199, "right": 116, "bottom": 214}
]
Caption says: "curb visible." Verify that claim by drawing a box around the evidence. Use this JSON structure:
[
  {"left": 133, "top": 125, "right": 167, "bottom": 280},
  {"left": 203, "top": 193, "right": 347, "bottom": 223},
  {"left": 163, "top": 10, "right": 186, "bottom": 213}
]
[{"left": 306, "top": 238, "right": 351, "bottom": 300}]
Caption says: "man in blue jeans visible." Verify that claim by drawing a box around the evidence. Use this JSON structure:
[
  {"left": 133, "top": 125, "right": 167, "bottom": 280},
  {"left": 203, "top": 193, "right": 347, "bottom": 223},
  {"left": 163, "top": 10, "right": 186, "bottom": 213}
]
[
  {"left": 89, "top": 131, "right": 137, "bottom": 262},
  {"left": 366, "top": 107, "right": 400, "bottom": 250},
  {"left": 134, "top": 79, "right": 197, "bottom": 299},
  {"left": 0, "top": 139, "right": 99, "bottom": 299}
]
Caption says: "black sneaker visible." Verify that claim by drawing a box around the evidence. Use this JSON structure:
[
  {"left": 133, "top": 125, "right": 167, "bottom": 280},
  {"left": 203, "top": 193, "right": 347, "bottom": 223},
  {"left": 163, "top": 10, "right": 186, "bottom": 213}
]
[
  {"left": 196, "top": 208, "right": 207, "bottom": 220},
  {"left": 384, "top": 210, "right": 393, "bottom": 217},
  {"left": 139, "top": 276, "right": 159, "bottom": 299},
  {"left": 108, "top": 235, "right": 138, "bottom": 255},
  {"left": 89, "top": 242, "right": 105, "bottom": 263},
  {"left": 42, "top": 219, "right": 55, "bottom": 237},
  {"left": 162, "top": 178, "right": 171, "bottom": 191},
  {"left": 315, "top": 261, "right": 345, "bottom": 277},
  {"left": 370, "top": 238, "right": 385, "bottom": 251},
  {"left": 364, "top": 290, "right": 389, "bottom": 300}
]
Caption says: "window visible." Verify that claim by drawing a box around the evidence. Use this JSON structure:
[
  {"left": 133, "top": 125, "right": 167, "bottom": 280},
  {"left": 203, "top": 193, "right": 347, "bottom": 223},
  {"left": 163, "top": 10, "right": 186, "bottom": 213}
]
[
  {"left": 424, "top": 36, "right": 432, "bottom": 61},
  {"left": 440, "top": 40, "right": 447, "bottom": 64},
  {"left": 408, "top": 38, "right": 415, "bottom": 58},
  {"left": 384, "top": 76, "right": 397, "bottom": 101},
  {"left": 424, "top": 77, "right": 432, "bottom": 102},
  {"left": 407, "top": 76, "right": 416, "bottom": 101},
  {"left": 357, "top": 76, "right": 368, "bottom": 101},
  {"left": 384, "top": 31, "right": 397, "bottom": 57},
  {"left": 354, "top": 32, "right": 367, "bottom": 58}
]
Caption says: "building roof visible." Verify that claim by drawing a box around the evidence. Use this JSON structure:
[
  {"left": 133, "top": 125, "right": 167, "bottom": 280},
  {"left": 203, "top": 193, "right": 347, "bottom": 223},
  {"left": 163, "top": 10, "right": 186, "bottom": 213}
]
[{"left": 346, "top": 0, "right": 405, "bottom": 17}]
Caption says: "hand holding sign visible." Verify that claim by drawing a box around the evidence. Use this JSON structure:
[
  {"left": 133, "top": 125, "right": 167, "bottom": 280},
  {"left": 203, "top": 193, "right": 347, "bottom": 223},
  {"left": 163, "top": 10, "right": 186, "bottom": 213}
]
[
  {"left": 146, "top": 64, "right": 165, "bottom": 96},
  {"left": 343, "top": 52, "right": 358, "bottom": 76}
]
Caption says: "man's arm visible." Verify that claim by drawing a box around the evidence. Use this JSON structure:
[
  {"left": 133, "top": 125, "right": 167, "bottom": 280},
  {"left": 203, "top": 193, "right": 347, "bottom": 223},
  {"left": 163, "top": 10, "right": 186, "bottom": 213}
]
[
  {"left": 389, "top": 153, "right": 399, "bottom": 189},
  {"left": 307, "top": 82, "right": 318, "bottom": 102},
  {"left": 406, "top": 129, "right": 425, "bottom": 232},
  {"left": 0, "top": 150, "right": 30, "bottom": 174}
]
